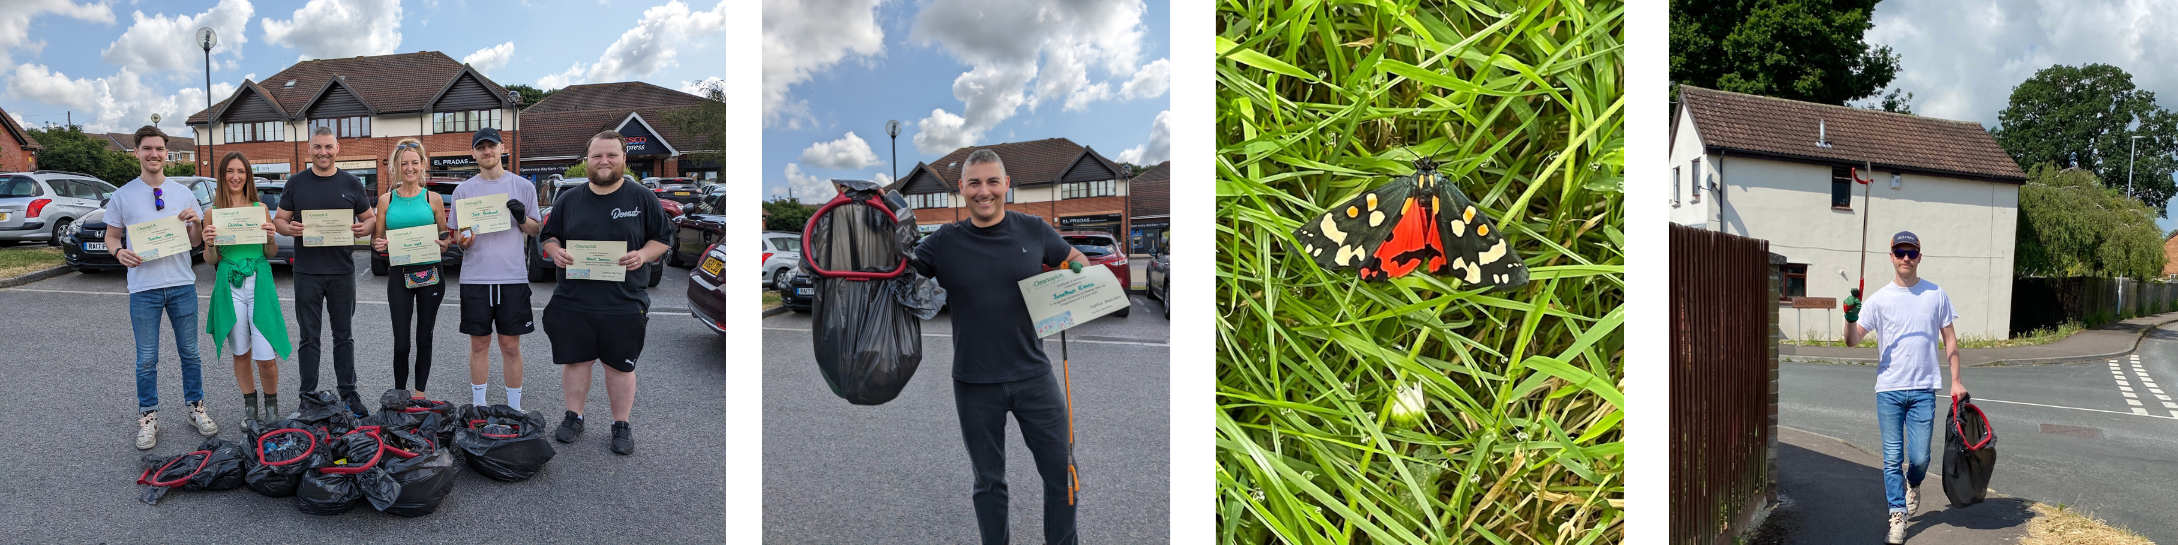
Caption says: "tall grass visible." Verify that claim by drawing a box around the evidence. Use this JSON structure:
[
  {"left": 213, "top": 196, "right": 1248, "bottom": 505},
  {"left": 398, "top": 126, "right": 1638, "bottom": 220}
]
[{"left": 1215, "top": 0, "right": 1624, "bottom": 543}]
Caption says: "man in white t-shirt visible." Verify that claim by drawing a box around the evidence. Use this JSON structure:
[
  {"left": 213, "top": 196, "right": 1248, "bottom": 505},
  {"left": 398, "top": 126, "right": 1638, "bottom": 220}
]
[
  {"left": 1842, "top": 230, "right": 1966, "bottom": 544},
  {"left": 103, "top": 125, "right": 219, "bottom": 449}
]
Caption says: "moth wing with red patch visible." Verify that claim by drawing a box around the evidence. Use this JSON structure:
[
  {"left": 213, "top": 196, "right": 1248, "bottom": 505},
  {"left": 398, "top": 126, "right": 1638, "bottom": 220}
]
[
  {"left": 1429, "top": 182, "right": 1529, "bottom": 291},
  {"left": 1291, "top": 176, "right": 1416, "bottom": 273}
]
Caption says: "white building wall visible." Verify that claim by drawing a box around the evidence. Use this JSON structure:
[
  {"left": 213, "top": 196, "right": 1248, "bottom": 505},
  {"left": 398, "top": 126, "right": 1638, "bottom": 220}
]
[{"left": 1666, "top": 110, "right": 1716, "bottom": 227}]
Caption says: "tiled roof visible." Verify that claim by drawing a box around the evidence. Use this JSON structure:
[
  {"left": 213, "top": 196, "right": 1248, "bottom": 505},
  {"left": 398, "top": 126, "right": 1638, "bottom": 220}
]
[
  {"left": 1128, "top": 161, "right": 1170, "bottom": 217},
  {"left": 896, "top": 138, "right": 1112, "bottom": 192},
  {"left": 517, "top": 107, "right": 712, "bottom": 159},
  {"left": 1, "top": 106, "right": 38, "bottom": 149},
  {"left": 186, "top": 51, "right": 508, "bottom": 124},
  {"left": 524, "top": 81, "right": 707, "bottom": 113},
  {"left": 100, "top": 132, "right": 193, "bottom": 151},
  {"left": 1678, "top": 85, "right": 2027, "bottom": 182}
]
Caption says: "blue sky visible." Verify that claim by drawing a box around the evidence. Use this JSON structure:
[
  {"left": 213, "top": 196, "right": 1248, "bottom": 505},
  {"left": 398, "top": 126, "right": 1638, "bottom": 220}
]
[
  {"left": 762, "top": 0, "right": 1171, "bottom": 203},
  {"left": 1, "top": 0, "right": 723, "bottom": 135}
]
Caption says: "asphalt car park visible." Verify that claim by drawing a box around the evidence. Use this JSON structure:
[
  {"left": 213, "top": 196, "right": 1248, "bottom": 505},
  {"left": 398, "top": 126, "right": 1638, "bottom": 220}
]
[{"left": 0, "top": 252, "right": 723, "bottom": 541}]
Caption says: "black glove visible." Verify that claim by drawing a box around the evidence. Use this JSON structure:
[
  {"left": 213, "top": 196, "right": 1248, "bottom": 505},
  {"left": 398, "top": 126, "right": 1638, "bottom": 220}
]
[{"left": 506, "top": 199, "right": 527, "bottom": 222}]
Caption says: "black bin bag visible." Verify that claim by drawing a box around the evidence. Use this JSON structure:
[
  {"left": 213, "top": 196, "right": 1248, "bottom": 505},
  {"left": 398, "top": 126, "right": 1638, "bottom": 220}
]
[
  {"left": 454, "top": 404, "right": 556, "bottom": 481},
  {"left": 135, "top": 436, "right": 246, "bottom": 505},
  {"left": 802, "top": 179, "right": 945, "bottom": 405},
  {"left": 377, "top": 428, "right": 457, "bottom": 517},
  {"left": 243, "top": 418, "right": 326, "bottom": 497},
  {"left": 294, "top": 427, "right": 399, "bottom": 516},
  {"left": 1943, "top": 393, "right": 1998, "bottom": 507},
  {"left": 295, "top": 390, "right": 360, "bottom": 432}
]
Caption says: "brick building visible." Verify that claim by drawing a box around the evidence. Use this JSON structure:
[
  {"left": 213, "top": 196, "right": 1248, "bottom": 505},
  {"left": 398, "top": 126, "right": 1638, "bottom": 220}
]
[
  {"left": 1126, "top": 160, "right": 1169, "bottom": 255},
  {"left": 184, "top": 51, "right": 520, "bottom": 191},
  {"left": 98, "top": 132, "right": 194, "bottom": 166},
  {"left": 890, "top": 138, "right": 1134, "bottom": 239},
  {"left": 0, "top": 106, "right": 39, "bottom": 172},
  {"left": 517, "top": 81, "right": 719, "bottom": 180}
]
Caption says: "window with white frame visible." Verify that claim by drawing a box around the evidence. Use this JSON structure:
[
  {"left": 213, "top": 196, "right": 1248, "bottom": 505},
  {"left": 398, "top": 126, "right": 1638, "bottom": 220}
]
[
  {"left": 1690, "top": 157, "right": 1703, "bottom": 203},
  {"left": 309, "top": 116, "right": 370, "bottom": 138},
  {"left": 1671, "top": 166, "right": 1681, "bottom": 206},
  {"left": 905, "top": 193, "right": 947, "bottom": 209},
  {"left": 224, "top": 121, "right": 284, "bottom": 143},
  {"left": 433, "top": 109, "right": 500, "bottom": 134},
  {"left": 1061, "top": 179, "right": 1114, "bottom": 199}
]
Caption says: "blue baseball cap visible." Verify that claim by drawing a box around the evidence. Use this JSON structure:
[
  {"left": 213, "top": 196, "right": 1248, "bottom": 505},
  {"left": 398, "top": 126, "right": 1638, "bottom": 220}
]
[{"left": 1891, "top": 231, "right": 1920, "bottom": 249}]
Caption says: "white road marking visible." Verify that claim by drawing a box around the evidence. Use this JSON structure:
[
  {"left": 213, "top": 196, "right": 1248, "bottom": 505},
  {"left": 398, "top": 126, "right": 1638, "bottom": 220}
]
[
  {"left": 2123, "top": 391, "right": 2138, "bottom": 398},
  {"left": 2120, "top": 385, "right": 2135, "bottom": 392},
  {"left": 2128, "top": 360, "right": 2178, "bottom": 418},
  {"left": 1964, "top": 396, "right": 2178, "bottom": 420}
]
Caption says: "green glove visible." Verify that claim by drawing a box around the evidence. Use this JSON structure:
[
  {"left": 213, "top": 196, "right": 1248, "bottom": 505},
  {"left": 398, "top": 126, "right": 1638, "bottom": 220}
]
[
  {"left": 1069, "top": 261, "right": 1084, "bottom": 273},
  {"left": 1843, "top": 290, "right": 1862, "bottom": 323}
]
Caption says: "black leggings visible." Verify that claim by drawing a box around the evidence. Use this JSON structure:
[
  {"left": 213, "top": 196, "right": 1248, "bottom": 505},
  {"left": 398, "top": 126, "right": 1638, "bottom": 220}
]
[{"left": 388, "top": 267, "right": 446, "bottom": 392}]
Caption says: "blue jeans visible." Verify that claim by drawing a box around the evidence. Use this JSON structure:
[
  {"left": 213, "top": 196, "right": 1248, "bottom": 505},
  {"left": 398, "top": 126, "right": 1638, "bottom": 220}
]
[
  {"left": 1876, "top": 388, "right": 1936, "bottom": 514},
  {"left": 131, "top": 284, "right": 204, "bottom": 411}
]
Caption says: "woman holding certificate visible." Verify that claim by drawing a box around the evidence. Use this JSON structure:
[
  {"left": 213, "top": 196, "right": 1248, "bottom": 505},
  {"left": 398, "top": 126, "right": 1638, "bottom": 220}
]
[
  {"left": 200, "top": 151, "right": 290, "bottom": 425},
  {"left": 371, "top": 138, "right": 451, "bottom": 398}
]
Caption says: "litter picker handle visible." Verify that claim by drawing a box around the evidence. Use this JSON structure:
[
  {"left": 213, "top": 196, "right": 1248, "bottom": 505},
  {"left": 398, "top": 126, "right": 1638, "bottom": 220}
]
[
  {"left": 799, "top": 195, "right": 909, "bottom": 281},
  {"left": 1061, "top": 330, "right": 1080, "bottom": 505}
]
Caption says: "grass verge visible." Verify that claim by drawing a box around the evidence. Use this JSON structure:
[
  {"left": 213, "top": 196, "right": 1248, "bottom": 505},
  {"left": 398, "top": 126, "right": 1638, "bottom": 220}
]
[
  {"left": 762, "top": 291, "right": 781, "bottom": 310},
  {"left": 0, "top": 247, "right": 64, "bottom": 278},
  {"left": 2022, "top": 502, "right": 2153, "bottom": 545}
]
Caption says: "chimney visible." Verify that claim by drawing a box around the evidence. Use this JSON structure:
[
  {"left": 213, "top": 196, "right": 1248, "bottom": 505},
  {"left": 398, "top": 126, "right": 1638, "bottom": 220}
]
[{"left": 1816, "top": 119, "right": 1832, "bottom": 148}]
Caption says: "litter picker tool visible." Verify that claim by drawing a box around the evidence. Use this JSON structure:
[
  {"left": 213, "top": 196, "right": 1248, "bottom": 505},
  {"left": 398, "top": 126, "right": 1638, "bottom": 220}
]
[{"left": 1853, "top": 161, "right": 1875, "bottom": 301}]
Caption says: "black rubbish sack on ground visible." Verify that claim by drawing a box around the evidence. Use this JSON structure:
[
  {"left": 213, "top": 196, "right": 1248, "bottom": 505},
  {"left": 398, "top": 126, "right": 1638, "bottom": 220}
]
[
  {"left": 243, "top": 418, "right": 325, "bottom": 497},
  {"left": 135, "top": 436, "right": 246, "bottom": 505},
  {"left": 803, "top": 179, "right": 945, "bottom": 405},
  {"left": 294, "top": 427, "right": 398, "bottom": 515},
  {"left": 1943, "top": 392, "right": 1998, "bottom": 507},
  {"left": 380, "top": 389, "right": 455, "bottom": 420},
  {"left": 295, "top": 390, "right": 360, "bottom": 432},
  {"left": 454, "top": 404, "right": 555, "bottom": 481},
  {"left": 377, "top": 428, "right": 457, "bottom": 517}
]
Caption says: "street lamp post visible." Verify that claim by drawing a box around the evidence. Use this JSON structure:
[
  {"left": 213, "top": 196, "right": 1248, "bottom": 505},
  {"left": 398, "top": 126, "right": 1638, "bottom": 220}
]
[
  {"left": 197, "top": 26, "right": 217, "bottom": 177},
  {"left": 886, "top": 119, "right": 901, "bottom": 183},
  {"left": 509, "top": 90, "right": 522, "bottom": 180}
]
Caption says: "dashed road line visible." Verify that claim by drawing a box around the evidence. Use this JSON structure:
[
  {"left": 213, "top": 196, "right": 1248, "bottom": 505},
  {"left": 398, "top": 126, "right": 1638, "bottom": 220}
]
[
  {"left": 2119, "top": 356, "right": 2178, "bottom": 418},
  {"left": 2111, "top": 359, "right": 2151, "bottom": 415}
]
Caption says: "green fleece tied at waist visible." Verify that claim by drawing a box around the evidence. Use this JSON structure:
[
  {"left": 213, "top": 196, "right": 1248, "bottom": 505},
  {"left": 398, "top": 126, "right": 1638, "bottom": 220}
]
[{"left": 206, "top": 256, "right": 291, "bottom": 360}]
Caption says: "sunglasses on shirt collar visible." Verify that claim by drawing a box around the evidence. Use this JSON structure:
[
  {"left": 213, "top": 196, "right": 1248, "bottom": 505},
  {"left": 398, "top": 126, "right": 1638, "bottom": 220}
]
[{"left": 153, "top": 186, "right": 165, "bottom": 211}]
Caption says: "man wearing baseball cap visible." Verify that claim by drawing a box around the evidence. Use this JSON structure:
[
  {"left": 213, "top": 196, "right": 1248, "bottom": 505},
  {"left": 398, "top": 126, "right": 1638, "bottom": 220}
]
[
  {"left": 1841, "top": 231, "right": 1965, "bottom": 544},
  {"left": 447, "top": 128, "right": 543, "bottom": 410}
]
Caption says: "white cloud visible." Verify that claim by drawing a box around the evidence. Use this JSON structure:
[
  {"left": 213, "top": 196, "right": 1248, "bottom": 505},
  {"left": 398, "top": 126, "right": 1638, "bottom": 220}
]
[
  {"left": 681, "top": 76, "right": 726, "bottom": 97},
  {"left": 907, "top": 0, "right": 1152, "bottom": 150},
  {"left": 586, "top": 0, "right": 728, "bottom": 83},
  {"left": 1863, "top": 0, "right": 2178, "bottom": 127},
  {"left": 5, "top": 63, "right": 240, "bottom": 135},
  {"left": 779, "top": 163, "right": 838, "bottom": 204},
  {"left": 799, "top": 131, "right": 882, "bottom": 169},
  {"left": 1116, "top": 109, "right": 1170, "bottom": 165},
  {"left": 1121, "top": 58, "right": 1169, "bottom": 99},
  {"left": 101, "top": 0, "right": 253, "bottom": 76},
  {"left": 462, "top": 41, "right": 515, "bottom": 75},
  {"left": 261, "top": 0, "right": 403, "bottom": 60},
  {"left": 7, "top": 64, "right": 98, "bottom": 111},
  {"left": 537, "top": 62, "right": 587, "bottom": 90},
  {"left": 912, "top": 107, "right": 973, "bottom": 154},
  {"left": 762, "top": 0, "right": 884, "bottom": 129},
  {"left": 0, "top": 1, "right": 113, "bottom": 65},
  {"left": 911, "top": 62, "right": 1038, "bottom": 153}
]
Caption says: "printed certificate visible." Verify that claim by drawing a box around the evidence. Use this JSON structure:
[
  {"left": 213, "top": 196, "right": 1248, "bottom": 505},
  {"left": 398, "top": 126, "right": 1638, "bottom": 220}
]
[
  {"left": 454, "top": 194, "right": 511, "bottom": 234},
  {"left": 301, "top": 209, "right": 354, "bottom": 247},
  {"left": 386, "top": 225, "right": 440, "bottom": 266},
  {"left": 126, "top": 215, "right": 192, "bottom": 261},
  {"left": 211, "top": 205, "right": 267, "bottom": 246},
  {"left": 565, "top": 240, "right": 627, "bottom": 282},
  {"left": 1017, "top": 264, "right": 1128, "bottom": 338}
]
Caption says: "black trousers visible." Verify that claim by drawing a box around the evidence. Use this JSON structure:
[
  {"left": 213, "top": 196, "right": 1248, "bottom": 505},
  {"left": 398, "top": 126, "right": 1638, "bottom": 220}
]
[
  {"left": 294, "top": 272, "right": 359, "bottom": 399},
  {"left": 387, "top": 267, "right": 445, "bottom": 392},
  {"left": 955, "top": 371, "right": 1078, "bottom": 545}
]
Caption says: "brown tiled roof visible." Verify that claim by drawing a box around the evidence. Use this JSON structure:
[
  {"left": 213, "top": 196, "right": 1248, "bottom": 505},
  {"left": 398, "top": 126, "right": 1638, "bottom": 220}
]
[
  {"left": 0, "top": 106, "right": 38, "bottom": 149},
  {"left": 1128, "top": 161, "right": 1170, "bottom": 217},
  {"left": 524, "top": 82, "right": 707, "bottom": 114},
  {"left": 517, "top": 107, "right": 712, "bottom": 159},
  {"left": 897, "top": 138, "right": 1105, "bottom": 192},
  {"left": 1678, "top": 85, "right": 2027, "bottom": 182},
  {"left": 99, "top": 132, "right": 193, "bottom": 151},
  {"left": 186, "top": 51, "right": 508, "bottom": 124}
]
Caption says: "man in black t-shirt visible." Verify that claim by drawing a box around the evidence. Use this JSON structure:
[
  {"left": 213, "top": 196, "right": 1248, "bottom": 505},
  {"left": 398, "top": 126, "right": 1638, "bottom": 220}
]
[
  {"left": 908, "top": 149, "right": 1088, "bottom": 545},
  {"left": 538, "top": 130, "right": 672, "bottom": 456},
  {"left": 273, "top": 127, "right": 377, "bottom": 417}
]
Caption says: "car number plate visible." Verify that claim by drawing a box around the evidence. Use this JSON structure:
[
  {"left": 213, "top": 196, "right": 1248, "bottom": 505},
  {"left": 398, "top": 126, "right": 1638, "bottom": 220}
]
[
  {"left": 700, "top": 256, "right": 723, "bottom": 276},
  {"left": 674, "top": 191, "right": 691, "bottom": 196},
  {"left": 0, "top": 212, "right": 9, "bottom": 222},
  {"left": 84, "top": 242, "right": 106, "bottom": 251},
  {"left": 796, "top": 288, "right": 814, "bottom": 296}
]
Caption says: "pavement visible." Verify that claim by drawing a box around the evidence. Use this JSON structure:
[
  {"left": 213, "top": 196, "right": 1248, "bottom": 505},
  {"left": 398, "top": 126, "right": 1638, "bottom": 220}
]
[
  {"left": 0, "top": 253, "right": 724, "bottom": 541},
  {"left": 762, "top": 293, "right": 1170, "bottom": 543},
  {"left": 1776, "top": 324, "right": 2178, "bottom": 543},
  {"left": 1785, "top": 311, "right": 2178, "bottom": 366},
  {"left": 1767, "top": 427, "right": 2032, "bottom": 544}
]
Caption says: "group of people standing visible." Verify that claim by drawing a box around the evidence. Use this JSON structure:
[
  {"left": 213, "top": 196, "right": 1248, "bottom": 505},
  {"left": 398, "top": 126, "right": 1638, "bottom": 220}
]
[{"left": 112, "top": 124, "right": 672, "bottom": 457}]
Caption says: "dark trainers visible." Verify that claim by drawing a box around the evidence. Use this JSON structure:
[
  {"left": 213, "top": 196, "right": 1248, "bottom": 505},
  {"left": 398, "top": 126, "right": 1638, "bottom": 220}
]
[
  {"left": 342, "top": 393, "right": 371, "bottom": 418},
  {"left": 610, "top": 421, "right": 633, "bottom": 455},
  {"left": 555, "top": 411, "right": 584, "bottom": 443}
]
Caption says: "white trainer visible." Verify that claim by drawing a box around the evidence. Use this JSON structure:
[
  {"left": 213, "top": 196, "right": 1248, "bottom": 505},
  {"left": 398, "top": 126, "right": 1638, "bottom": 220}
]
[
  {"left": 186, "top": 401, "right": 219, "bottom": 435},
  {"left": 135, "top": 411, "right": 158, "bottom": 450},
  {"left": 1886, "top": 512, "right": 1907, "bottom": 544},
  {"left": 1905, "top": 487, "right": 1919, "bottom": 515}
]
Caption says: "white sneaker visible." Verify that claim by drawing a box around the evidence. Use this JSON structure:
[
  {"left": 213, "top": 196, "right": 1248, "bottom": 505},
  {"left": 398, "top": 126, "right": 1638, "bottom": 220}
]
[
  {"left": 135, "top": 411, "right": 158, "bottom": 450},
  {"left": 1905, "top": 487, "right": 1919, "bottom": 515},
  {"left": 1886, "top": 512, "right": 1907, "bottom": 544},
  {"left": 186, "top": 401, "right": 219, "bottom": 435}
]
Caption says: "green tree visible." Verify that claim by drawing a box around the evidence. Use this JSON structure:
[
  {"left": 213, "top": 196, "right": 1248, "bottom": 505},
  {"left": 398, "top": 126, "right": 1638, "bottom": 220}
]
[
  {"left": 763, "top": 196, "right": 815, "bottom": 232},
  {"left": 1992, "top": 63, "right": 2178, "bottom": 214},
  {"left": 564, "top": 161, "right": 585, "bottom": 178},
  {"left": 26, "top": 125, "right": 138, "bottom": 185},
  {"left": 164, "top": 162, "right": 196, "bottom": 177},
  {"left": 1863, "top": 87, "right": 1913, "bottom": 114},
  {"left": 662, "top": 80, "right": 724, "bottom": 169},
  {"left": 1670, "top": 0, "right": 1900, "bottom": 104},
  {"left": 506, "top": 84, "right": 555, "bottom": 110},
  {"left": 2016, "top": 164, "right": 2166, "bottom": 280}
]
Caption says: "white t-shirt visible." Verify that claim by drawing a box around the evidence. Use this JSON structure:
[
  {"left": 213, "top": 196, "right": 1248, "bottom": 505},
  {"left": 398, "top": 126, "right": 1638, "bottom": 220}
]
[
  {"left": 1860, "top": 278, "right": 1958, "bottom": 392},
  {"left": 104, "top": 177, "right": 201, "bottom": 293}
]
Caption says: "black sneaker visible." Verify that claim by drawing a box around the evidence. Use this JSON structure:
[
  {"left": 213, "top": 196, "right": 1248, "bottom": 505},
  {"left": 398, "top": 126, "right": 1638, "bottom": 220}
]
[
  {"left": 610, "top": 421, "right": 633, "bottom": 455},
  {"left": 556, "top": 411, "right": 584, "bottom": 443},
  {"left": 343, "top": 393, "right": 371, "bottom": 418}
]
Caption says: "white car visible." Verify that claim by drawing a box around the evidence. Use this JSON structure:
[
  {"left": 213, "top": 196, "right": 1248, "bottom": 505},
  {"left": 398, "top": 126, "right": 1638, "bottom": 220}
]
[{"left": 762, "top": 231, "right": 801, "bottom": 288}]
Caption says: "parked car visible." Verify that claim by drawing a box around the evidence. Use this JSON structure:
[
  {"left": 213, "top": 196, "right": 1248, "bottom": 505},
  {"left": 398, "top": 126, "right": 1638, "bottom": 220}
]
[
  {"left": 762, "top": 231, "right": 802, "bottom": 288},
  {"left": 1146, "top": 250, "right": 1169, "bottom": 320},
  {"left": 253, "top": 181, "right": 298, "bottom": 266},
  {"left": 686, "top": 241, "right": 725, "bottom": 335},
  {"left": 649, "top": 177, "right": 703, "bottom": 204},
  {"left": 777, "top": 266, "right": 814, "bottom": 312},
  {"left": 0, "top": 171, "right": 119, "bottom": 246},
  {"left": 667, "top": 188, "right": 726, "bottom": 268},
  {"left": 59, "top": 177, "right": 215, "bottom": 271},
  {"left": 1041, "top": 231, "right": 1130, "bottom": 317}
]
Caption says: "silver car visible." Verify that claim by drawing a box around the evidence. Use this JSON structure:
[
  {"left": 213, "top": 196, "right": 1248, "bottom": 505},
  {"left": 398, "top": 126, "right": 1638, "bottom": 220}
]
[
  {"left": 0, "top": 171, "right": 118, "bottom": 245},
  {"left": 762, "top": 231, "right": 802, "bottom": 288}
]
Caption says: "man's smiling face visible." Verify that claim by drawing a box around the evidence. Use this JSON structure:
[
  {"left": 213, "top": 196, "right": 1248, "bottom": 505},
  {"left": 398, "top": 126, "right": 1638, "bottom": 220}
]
[{"left": 959, "top": 161, "right": 1008, "bottom": 223}]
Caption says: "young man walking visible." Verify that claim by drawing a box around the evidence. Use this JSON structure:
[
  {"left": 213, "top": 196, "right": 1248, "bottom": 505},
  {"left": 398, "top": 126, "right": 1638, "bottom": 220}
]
[
  {"left": 106, "top": 125, "right": 216, "bottom": 449},
  {"left": 1843, "top": 231, "right": 1967, "bottom": 544},
  {"left": 908, "top": 149, "right": 1090, "bottom": 545},
  {"left": 273, "top": 126, "right": 378, "bottom": 417},
  {"left": 449, "top": 128, "right": 542, "bottom": 409},
  {"left": 539, "top": 131, "right": 671, "bottom": 455}
]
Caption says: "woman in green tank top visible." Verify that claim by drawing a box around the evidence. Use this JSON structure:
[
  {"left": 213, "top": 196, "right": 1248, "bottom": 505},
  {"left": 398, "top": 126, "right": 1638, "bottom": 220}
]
[
  {"left": 200, "top": 151, "right": 290, "bottom": 425},
  {"left": 372, "top": 138, "right": 451, "bottom": 398}
]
